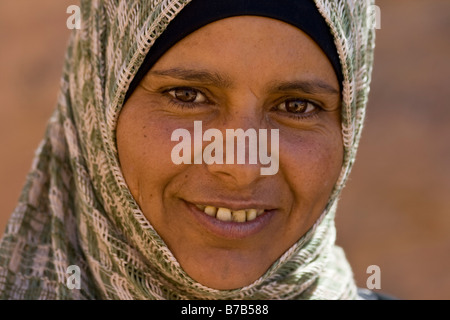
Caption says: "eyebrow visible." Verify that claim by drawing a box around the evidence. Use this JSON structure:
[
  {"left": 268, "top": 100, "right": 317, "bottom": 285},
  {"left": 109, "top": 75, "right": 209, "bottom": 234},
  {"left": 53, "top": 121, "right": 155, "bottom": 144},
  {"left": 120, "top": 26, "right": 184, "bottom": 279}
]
[
  {"left": 147, "top": 68, "right": 233, "bottom": 88},
  {"left": 270, "top": 79, "right": 340, "bottom": 95},
  {"left": 148, "top": 68, "right": 339, "bottom": 95}
]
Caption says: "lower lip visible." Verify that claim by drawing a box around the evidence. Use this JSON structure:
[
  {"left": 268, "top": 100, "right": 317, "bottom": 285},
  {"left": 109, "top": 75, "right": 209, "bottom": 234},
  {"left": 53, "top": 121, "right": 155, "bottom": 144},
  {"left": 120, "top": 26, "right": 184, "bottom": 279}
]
[{"left": 183, "top": 200, "right": 276, "bottom": 240}]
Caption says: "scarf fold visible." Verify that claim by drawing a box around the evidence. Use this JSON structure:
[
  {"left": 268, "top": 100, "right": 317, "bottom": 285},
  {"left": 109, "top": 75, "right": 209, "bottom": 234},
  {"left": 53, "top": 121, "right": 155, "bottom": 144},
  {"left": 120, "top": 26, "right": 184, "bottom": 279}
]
[{"left": 0, "top": 0, "right": 375, "bottom": 300}]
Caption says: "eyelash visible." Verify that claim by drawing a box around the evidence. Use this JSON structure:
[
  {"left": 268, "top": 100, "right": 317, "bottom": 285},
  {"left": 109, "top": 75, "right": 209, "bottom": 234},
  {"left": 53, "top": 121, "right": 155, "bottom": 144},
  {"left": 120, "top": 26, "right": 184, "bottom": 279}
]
[
  {"left": 164, "top": 87, "right": 211, "bottom": 109},
  {"left": 166, "top": 99, "right": 201, "bottom": 110},
  {"left": 273, "top": 99, "right": 322, "bottom": 120},
  {"left": 163, "top": 87, "right": 322, "bottom": 119}
]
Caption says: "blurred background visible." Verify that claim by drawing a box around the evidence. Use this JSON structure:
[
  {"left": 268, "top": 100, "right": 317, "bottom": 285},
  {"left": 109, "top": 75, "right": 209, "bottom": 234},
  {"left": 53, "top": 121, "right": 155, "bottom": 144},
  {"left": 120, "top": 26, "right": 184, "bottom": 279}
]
[{"left": 0, "top": 0, "right": 449, "bottom": 300}]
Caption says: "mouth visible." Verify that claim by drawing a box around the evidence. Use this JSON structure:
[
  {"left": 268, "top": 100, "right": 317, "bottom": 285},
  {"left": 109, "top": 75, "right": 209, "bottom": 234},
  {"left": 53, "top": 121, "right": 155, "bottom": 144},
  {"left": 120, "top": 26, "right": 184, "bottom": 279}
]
[
  {"left": 194, "top": 204, "right": 265, "bottom": 223},
  {"left": 183, "top": 200, "right": 276, "bottom": 240}
]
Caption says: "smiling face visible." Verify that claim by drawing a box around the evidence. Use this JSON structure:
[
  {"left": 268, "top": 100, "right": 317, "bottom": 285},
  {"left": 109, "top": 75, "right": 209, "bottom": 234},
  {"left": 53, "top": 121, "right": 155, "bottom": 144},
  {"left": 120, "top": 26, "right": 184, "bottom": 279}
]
[{"left": 117, "top": 16, "right": 342, "bottom": 290}]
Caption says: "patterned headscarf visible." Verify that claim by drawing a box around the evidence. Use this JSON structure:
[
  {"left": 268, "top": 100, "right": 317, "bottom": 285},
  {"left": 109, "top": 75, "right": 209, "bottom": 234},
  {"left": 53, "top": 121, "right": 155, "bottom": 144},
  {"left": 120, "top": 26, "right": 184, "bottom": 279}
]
[{"left": 0, "top": 0, "right": 375, "bottom": 299}]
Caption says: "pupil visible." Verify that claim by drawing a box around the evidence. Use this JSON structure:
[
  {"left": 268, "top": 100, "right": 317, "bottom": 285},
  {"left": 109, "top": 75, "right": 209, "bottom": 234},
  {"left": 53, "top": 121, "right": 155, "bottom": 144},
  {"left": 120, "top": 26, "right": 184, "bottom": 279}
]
[
  {"left": 286, "top": 100, "right": 307, "bottom": 113},
  {"left": 175, "top": 88, "right": 197, "bottom": 102}
]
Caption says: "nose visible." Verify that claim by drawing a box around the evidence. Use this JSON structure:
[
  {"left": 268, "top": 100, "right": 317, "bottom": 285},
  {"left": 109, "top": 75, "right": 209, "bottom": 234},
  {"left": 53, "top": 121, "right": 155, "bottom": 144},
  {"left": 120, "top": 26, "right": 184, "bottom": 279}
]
[
  {"left": 204, "top": 116, "right": 268, "bottom": 188},
  {"left": 206, "top": 145, "right": 264, "bottom": 189},
  {"left": 209, "top": 163, "right": 262, "bottom": 191},
  {"left": 208, "top": 168, "right": 262, "bottom": 190}
]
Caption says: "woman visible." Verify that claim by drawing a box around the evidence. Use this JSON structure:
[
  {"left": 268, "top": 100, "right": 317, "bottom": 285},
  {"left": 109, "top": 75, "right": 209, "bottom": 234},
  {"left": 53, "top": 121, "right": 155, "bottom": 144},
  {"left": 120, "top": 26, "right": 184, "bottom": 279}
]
[{"left": 0, "top": 0, "right": 377, "bottom": 299}]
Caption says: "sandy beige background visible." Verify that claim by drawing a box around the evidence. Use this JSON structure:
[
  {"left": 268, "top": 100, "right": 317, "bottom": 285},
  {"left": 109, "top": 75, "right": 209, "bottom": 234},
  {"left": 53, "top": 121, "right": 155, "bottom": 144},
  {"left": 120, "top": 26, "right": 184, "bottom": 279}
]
[{"left": 1, "top": 0, "right": 449, "bottom": 300}]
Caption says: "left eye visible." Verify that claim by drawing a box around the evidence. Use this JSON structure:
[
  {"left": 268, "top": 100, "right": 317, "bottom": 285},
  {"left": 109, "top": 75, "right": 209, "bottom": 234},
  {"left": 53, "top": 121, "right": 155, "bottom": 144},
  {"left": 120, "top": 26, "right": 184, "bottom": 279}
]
[
  {"left": 276, "top": 99, "right": 317, "bottom": 114},
  {"left": 167, "top": 87, "right": 207, "bottom": 104}
]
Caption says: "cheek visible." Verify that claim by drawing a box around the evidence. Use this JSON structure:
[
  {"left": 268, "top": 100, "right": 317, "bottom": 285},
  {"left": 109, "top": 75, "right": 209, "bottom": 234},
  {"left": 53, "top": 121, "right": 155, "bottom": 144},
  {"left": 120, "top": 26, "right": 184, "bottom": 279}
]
[
  {"left": 280, "top": 129, "right": 343, "bottom": 204},
  {"left": 116, "top": 105, "right": 180, "bottom": 202}
]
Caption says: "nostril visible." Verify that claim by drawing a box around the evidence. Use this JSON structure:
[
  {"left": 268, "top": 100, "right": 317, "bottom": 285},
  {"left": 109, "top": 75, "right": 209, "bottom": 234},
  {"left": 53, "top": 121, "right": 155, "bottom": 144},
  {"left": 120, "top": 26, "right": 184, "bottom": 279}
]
[{"left": 206, "top": 163, "right": 264, "bottom": 189}]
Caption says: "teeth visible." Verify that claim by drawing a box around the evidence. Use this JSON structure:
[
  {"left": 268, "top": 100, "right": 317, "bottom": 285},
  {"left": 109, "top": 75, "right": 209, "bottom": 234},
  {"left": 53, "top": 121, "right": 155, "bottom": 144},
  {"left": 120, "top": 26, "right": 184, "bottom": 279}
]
[
  {"left": 232, "top": 210, "right": 246, "bottom": 223},
  {"left": 204, "top": 206, "right": 217, "bottom": 217},
  {"left": 216, "top": 208, "right": 232, "bottom": 222},
  {"left": 195, "top": 204, "right": 266, "bottom": 223},
  {"left": 246, "top": 209, "right": 257, "bottom": 221}
]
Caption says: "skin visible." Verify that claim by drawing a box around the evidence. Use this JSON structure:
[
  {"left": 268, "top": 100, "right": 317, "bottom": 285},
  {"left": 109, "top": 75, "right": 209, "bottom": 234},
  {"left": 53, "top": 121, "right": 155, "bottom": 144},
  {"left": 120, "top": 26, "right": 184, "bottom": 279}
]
[{"left": 117, "top": 16, "right": 342, "bottom": 290}]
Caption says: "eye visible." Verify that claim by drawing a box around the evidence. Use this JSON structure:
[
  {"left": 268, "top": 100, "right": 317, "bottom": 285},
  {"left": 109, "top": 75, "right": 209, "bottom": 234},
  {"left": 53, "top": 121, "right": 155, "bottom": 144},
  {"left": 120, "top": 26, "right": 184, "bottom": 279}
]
[
  {"left": 167, "top": 87, "right": 208, "bottom": 104},
  {"left": 276, "top": 99, "right": 318, "bottom": 115}
]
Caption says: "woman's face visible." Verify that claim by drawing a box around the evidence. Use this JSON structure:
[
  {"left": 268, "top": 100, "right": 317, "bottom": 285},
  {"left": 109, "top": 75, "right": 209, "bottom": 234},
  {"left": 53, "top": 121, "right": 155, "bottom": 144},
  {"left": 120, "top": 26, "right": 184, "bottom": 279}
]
[{"left": 117, "top": 16, "right": 342, "bottom": 290}]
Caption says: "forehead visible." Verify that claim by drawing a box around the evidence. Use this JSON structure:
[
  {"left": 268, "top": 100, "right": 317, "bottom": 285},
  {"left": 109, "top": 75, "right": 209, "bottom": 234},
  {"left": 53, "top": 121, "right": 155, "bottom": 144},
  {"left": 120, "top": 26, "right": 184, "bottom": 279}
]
[{"left": 150, "top": 16, "right": 339, "bottom": 88}]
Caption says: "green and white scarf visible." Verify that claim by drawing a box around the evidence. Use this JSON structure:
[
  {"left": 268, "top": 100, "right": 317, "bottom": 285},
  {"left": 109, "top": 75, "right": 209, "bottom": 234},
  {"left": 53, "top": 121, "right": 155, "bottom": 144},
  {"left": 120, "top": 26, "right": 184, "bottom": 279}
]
[{"left": 0, "top": 0, "right": 375, "bottom": 299}]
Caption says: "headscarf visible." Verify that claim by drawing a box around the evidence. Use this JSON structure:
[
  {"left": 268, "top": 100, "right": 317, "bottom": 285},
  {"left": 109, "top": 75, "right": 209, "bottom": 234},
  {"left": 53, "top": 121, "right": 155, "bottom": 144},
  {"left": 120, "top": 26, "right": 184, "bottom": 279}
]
[
  {"left": 0, "top": 0, "right": 376, "bottom": 299},
  {"left": 125, "top": 0, "right": 345, "bottom": 100}
]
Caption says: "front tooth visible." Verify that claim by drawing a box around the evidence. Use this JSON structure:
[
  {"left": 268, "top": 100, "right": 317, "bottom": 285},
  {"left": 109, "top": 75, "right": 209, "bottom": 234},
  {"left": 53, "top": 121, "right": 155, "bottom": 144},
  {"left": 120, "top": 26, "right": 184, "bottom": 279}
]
[
  {"left": 216, "top": 208, "right": 232, "bottom": 222},
  {"left": 256, "top": 209, "right": 264, "bottom": 217},
  {"left": 204, "top": 206, "right": 217, "bottom": 217},
  {"left": 232, "top": 210, "right": 246, "bottom": 223},
  {"left": 246, "top": 209, "right": 257, "bottom": 221}
]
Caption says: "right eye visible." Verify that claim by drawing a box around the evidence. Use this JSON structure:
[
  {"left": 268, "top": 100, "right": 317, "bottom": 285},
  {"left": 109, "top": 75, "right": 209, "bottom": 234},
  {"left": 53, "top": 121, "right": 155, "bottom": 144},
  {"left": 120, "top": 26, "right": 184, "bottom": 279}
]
[
  {"left": 276, "top": 98, "right": 318, "bottom": 115},
  {"left": 167, "top": 87, "right": 208, "bottom": 104}
]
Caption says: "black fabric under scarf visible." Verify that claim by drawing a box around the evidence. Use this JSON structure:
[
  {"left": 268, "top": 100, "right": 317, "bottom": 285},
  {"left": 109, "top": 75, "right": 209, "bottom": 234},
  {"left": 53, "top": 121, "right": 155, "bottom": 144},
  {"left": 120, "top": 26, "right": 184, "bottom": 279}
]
[{"left": 125, "top": 0, "right": 343, "bottom": 101}]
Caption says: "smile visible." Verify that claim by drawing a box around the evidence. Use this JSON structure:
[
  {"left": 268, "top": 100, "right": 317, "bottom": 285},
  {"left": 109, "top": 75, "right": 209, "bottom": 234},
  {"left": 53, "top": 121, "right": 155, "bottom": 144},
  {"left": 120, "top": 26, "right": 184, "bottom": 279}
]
[
  {"left": 194, "top": 204, "right": 265, "bottom": 222},
  {"left": 184, "top": 200, "right": 276, "bottom": 239}
]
